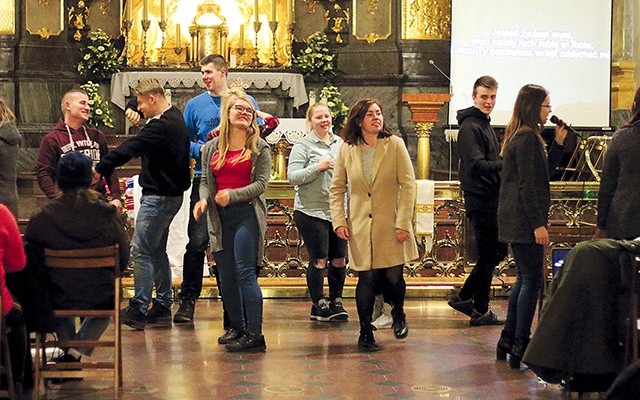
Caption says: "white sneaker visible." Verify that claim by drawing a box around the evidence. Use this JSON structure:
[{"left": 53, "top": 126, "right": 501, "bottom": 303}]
[{"left": 372, "top": 303, "right": 393, "bottom": 329}]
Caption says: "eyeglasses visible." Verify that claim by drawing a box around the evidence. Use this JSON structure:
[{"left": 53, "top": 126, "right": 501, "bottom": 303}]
[
  {"left": 230, "top": 105, "right": 255, "bottom": 116},
  {"left": 541, "top": 104, "right": 552, "bottom": 110}
]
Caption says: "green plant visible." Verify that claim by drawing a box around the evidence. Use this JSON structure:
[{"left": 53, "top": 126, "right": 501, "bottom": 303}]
[
  {"left": 293, "top": 32, "right": 337, "bottom": 80},
  {"left": 80, "top": 81, "right": 114, "bottom": 129},
  {"left": 320, "top": 83, "right": 349, "bottom": 133},
  {"left": 76, "top": 29, "right": 122, "bottom": 82}
]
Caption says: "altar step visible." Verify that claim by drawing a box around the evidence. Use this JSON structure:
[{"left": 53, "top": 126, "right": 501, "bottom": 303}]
[{"left": 120, "top": 276, "right": 516, "bottom": 299}]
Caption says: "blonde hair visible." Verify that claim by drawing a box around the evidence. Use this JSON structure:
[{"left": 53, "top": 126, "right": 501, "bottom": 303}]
[
  {"left": 0, "top": 99, "right": 15, "bottom": 126},
  {"left": 213, "top": 87, "right": 260, "bottom": 170},
  {"left": 60, "top": 89, "right": 88, "bottom": 115},
  {"left": 134, "top": 78, "right": 165, "bottom": 97},
  {"left": 305, "top": 102, "right": 332, "bottom": 133}
]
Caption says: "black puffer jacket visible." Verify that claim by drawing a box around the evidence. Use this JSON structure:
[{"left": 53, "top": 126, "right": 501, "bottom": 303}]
[
  {"left": 23, "top": 190, "right": 129, "bottom": 311},
  {"left": 456, "top": 106, "right": 502, "bottom": 209}
]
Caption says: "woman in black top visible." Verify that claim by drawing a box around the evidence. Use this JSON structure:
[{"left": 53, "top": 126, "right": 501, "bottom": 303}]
[{"left": 496, "top": 84, "right": 566, "bottom": 369}]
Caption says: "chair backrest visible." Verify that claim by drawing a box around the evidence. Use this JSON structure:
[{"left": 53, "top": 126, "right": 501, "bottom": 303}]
[{"left": 44, "top": 245, "right": 120, "bottom": 273}]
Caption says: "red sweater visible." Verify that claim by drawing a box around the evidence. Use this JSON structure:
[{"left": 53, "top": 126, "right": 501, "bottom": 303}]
[{"left": 0, "top": 204, "right": 25, "bottom": 314}]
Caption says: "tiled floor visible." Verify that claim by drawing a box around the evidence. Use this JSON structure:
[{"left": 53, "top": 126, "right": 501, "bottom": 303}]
[{"left": 38, "top": 298, "right": 589, "bottom": 399}]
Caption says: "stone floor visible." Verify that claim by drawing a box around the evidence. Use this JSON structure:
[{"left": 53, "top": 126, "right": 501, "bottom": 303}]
[{"left": 36, "top": 298, "right": 600, "bottom": 399}]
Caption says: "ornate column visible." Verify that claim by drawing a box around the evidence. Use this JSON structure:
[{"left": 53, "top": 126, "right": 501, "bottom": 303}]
[
  {"left": 611, "top": 0, "right": 636, "bottom": 109},
  {"left": 401, "top": 93, "right": 451, "bottom": 179}
]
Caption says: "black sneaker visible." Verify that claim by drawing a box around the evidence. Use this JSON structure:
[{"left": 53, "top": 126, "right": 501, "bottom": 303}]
[
  {"left": 121, "top": 305, "right": 146, "bottom": 330},
  {"left": 225, "top": 332, "right": 267, "bottom": 353},
  {"left": 218, "top": 328, "right": 243, "bottom": 344},
  {"left": 310, "top": 299, "right": 333, "bottom": 322},
  {"left": 173, "top": 298, "right": 196, "bottom": 323},
  {"left": 329, "top": 299, "right": 349, "bottom": 321},
  {"left": 146, "top": 302, "right": 172, "bottom": 326},
  {"left": 392, "top": 319, "right": 409, "bottom": 339},
  {"left": 447, "top": 292, "right": 475, "bottom": 317},
  {"left": 49, "top": 353, "right": 82, "bottom": 384},
  {"left": 469, "top": 309, "right": 504, "bottom": 326}
]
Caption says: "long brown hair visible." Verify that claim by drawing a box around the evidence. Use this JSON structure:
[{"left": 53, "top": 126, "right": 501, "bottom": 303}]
[
  {"left": 340, "top": 99, "right": 391, "bottom": 145},
  {"left": 500, "top": 84, "right": 548, "bottom": 156},
  {"left": 213, "top": 87, "right": 260, "bottom": 170},
  {"left": 0, "top": 99, "right": 16, "bottom": 127}
]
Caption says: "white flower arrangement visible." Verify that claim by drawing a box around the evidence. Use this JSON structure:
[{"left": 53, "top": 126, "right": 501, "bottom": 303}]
[
  {"left": 76, "top": 29, "right": 122, "bottom": 82},
  {"left": 293, "top": 32, "right": 337, "bottom": 80},
  {"left": 320, "top": 83, "right": 349, "bottom": 133},
  {"left": 80, "top": 81, "right": 114, "bottom": 129}
]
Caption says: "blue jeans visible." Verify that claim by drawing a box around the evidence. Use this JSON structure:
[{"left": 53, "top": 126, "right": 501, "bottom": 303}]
[
  {"left": 214, "top": 203, "right": 263, "bottom": 335},
  {"left": 130, "top": 194, "right": 183, "bottom": 311},
  {"left": 504, "top": 243, "right": 545, "bottom": 339},
  {"left": 180, "top": 177, "right": 210, "bottom": 300},
  {"left": 55, "top": 317, "right": 110, "bottom": 356}
]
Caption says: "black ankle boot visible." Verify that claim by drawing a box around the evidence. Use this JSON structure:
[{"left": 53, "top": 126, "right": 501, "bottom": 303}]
[
  {"left": 358, "top": 324, "right": 380, "bottom": 352},
  {"left": 508, "top": 337, "right": 530, "bottom": 369},
  {"left": 496, "top": 329, "right": 514, "bottom": 361}
]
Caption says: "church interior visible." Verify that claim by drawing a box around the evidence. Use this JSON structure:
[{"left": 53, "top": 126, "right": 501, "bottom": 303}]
[{"left": 1, "top": 0, "right": 640, "bottom": 398}]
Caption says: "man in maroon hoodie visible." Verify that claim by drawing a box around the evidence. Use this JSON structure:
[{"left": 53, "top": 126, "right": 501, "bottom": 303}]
[{"left": 36, "top": 89, "right": 122, "bottom": 212}]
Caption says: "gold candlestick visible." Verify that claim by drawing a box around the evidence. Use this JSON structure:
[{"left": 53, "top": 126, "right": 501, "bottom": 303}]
[
  {"left": 121, "top": 19, "right": 133, "bottom": 67},
  {"left": 237, "top": 47, "right": 246, "bottom": 68},
  {"left": 141, "top": 19, "right": 151, "bottom": 67},
  {"left": 251, "top": 20, "right": 262, "bottom": 68},
  {"left": 173, "top": 46, "right": 183, "bottom": 68},
  {"left": 285, "top": 21, "right": 295, "bottom": 67},
  {"left": 268, "top": 21, "right": 279, "bottom": 68},
  {"left": 159, "top": 21, "right": 168, "bottom": 66}
]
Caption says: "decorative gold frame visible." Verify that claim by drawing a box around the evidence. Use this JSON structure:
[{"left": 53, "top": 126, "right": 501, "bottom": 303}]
[
  {"left": 353, "top": 0, "right": 391, "bottom": 44},
  {"left": 0, "top": 0, "right": 15, "bottom": 35},
  {"left": 402, "top": 0, "right": 451, "bottom": 40},
  {"left": 25, "top": 0, "right": 64, "bottom": 39}
]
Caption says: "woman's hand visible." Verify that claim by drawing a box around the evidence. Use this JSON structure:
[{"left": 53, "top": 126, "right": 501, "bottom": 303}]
[
  {"left": 554, "top": 125, "right": 568, "bottom": 146},
  {"left": 335, "top": 226, "right": 350, "bottom": 240},
  {"left": 193, "top": 198, "right": 208, "bottom": 221},
  {"left": 316, "top": 155, "right": 334, "bottom": 172},
  {"left": 396, "top": 228, "right": 410, "bottom": 243},
  {"left": 214, "top": 189, "right": 230, "bottom": 207},
  {"left": 533, "top": 226, "right": 550, "bottom": 246}
]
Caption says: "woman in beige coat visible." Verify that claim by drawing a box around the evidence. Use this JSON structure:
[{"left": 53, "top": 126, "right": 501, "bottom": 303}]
[{"left": 330, "top": 99, "right": 418, "bottom": 351}]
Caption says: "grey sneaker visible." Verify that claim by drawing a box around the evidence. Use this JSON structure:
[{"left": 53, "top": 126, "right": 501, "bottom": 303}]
[
  {"left": 448, "top": 292, "right": 475, "bottom": 317},
  {"left": 470, "top": 309, "right": 505, "bottom": 326},
  {"left": 173, "top": 298, "right": 195, "bottom": 323}
]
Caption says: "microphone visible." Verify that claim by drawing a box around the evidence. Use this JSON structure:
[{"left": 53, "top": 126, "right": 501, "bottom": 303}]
[
  {"left": 428, "top": 59, "right": 451, "bottom": 82},
  {"left": 550, "top": 115, "right": 582, "bottom": 137}
]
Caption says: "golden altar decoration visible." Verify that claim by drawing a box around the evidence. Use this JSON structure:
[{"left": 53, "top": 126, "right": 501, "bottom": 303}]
[{"left": 25, "top": 0, "right": 64, "bottom": 39}]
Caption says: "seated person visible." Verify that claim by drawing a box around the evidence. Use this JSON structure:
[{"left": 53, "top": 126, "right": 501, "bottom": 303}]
[
  {"left": 523, "top": 238, "right": 640, "bottom": 392},
  {"left": 24, "top": 152, "right": 129, "bottom": 368},
  {"left": 0, "top": 203, "right": 32, "bottom": 393}
]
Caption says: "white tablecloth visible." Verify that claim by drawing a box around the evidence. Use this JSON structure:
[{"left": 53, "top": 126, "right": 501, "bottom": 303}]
[{"left": 111, "top": 71, "right": 308, "bottom": 109}]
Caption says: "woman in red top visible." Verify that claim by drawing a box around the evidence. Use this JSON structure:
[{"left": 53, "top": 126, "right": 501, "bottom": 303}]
[
  {"left": 194, "top": 88, "right": 271, "bottom": 352},
  {"left": 0, "top": 203, "right": 32, "bottom": 392}
]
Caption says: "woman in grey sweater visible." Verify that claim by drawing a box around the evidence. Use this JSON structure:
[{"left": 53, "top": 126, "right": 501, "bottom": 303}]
[
  {"left": 496, "top": 84, "right": 567, "bottom": 369},
  {"left": 0, "top": 99, "right": 21, "bottom": 219}
]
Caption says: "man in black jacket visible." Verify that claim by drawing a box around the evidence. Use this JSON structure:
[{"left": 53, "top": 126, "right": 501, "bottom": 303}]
[
  {"left": 96, "top": 78, "right": 190, "bottom": 330},
  {"left": 449, "top": 76, "right": 507, "bottom": 326}
]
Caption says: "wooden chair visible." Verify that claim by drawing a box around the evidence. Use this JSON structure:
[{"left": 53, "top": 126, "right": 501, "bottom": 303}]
[
  {"left": 0, "top": 295, "right": 16, "bottom": 400},
  {"left": 33, "top": 245, "right": 122, "bottom": 399}
]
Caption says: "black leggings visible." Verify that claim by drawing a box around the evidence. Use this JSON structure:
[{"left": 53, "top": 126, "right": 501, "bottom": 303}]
[
  {"left": 356, "top": 265, "right": 406, "bottom": 326},
  {"left": 294, "top": 211, "right": 347, "bottom": 303}
]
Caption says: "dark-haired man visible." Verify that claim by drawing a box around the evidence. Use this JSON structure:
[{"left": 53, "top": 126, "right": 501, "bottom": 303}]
[{"left": 449, "top": 76, "right": 507, "bottom": 326}]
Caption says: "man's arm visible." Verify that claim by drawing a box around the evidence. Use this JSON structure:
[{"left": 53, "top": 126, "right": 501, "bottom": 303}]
[
  {"left": 35, "top": 135, "right": 61, "bottom": 199},
  {"left": 458, "top": 126, "right": 502, "bottom": 176}
]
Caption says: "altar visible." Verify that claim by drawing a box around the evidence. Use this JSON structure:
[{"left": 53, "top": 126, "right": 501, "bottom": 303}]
[{"left": 110, "top": 70, "right": 308, "bottom": 118}]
